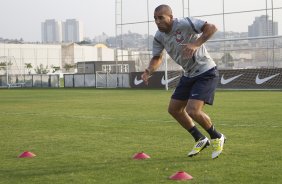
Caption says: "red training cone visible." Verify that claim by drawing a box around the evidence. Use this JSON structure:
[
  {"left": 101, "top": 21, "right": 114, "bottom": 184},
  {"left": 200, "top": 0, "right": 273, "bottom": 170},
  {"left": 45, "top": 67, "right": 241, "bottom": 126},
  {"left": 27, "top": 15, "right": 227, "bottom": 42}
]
[
  {"left": 169, "top": 171, "right": 193, "bottom": 180},
  {"left": 132, "top": 152, "right": 150, "bottom": 160},
  {"left": 18, "top": 151, "right": 36, "bottom": 158}
]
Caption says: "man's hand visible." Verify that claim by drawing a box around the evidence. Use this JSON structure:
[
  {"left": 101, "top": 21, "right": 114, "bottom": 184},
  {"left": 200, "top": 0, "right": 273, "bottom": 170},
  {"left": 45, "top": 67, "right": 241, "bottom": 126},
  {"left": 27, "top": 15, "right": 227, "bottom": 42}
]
[
  {"left": 141, "top": 56, "right": 162, "bottom": 85},
  {"left": 182, "top": 43, "right": 198, "bottom": 59},
  {"left": 181, "top": 23, "right": 217, "bottom": 60},
  {"left": 141, "top": 69, "right": 151, "bottom": 85}
]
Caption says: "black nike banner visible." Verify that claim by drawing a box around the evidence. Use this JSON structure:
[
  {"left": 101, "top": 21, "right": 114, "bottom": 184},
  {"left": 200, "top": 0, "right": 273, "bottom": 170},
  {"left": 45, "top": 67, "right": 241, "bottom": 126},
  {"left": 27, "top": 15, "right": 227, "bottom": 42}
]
[
  {"left": 130, "top": 72, "right": 164, "bottom": 88},
  {"left": 217, "top": 68, "right": 282, "bottom": 89},
  {"left": 130, "top": 68, "right": 282, "bottom": 89}
]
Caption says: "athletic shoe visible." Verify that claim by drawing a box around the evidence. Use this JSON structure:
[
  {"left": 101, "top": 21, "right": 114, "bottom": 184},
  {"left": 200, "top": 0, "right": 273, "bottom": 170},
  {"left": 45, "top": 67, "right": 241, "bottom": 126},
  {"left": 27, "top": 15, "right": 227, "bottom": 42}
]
[
  {"left": 211, "top": 134, "right": 226, "bottom": 159},
  {"left": 187, "top": 137, "right": 210, "bottom": 157}
]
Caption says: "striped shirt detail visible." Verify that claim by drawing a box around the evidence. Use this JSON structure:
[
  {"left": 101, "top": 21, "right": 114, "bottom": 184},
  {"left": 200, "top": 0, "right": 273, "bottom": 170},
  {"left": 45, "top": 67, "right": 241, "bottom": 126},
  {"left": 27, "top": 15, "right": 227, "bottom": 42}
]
[
  {"left": 186, "top": 17, "right": 200, "bottom": 34},
  {"left": 154, "top": 37, "right": 162, "bottom": 45}
]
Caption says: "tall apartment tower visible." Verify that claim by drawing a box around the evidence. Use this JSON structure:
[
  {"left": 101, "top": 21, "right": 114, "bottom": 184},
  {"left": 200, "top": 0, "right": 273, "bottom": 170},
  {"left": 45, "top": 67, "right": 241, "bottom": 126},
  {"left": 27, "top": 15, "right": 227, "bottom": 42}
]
[
  {"left": 41, "top": 19, "right": 62, "bottom": 43},
  {"left": 62, "top": 19, "right": 84, "bottom": 43},
  {"left": 248, "top": 15, "right": 278, "bottom": 37}
]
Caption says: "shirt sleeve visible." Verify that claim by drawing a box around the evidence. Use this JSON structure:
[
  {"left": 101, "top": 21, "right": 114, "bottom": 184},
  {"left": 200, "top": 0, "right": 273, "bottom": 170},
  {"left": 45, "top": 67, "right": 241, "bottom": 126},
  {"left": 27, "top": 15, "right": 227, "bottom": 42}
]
[
  {"left": 185, "top": 17, "right": 207, "bottom": 34},
  {"left": 152, "top": 32, "right": 164, "bottom": 57}
]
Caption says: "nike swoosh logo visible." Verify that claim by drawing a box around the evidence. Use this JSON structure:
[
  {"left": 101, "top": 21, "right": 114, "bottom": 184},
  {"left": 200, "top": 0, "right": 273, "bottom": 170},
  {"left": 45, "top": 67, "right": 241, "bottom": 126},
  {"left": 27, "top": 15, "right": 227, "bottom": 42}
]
[
  {"left": 134, "top": 75, "right": 152, "bottom": 85},
  {"left": 161, "top": 75, "right": 180, "bottom": 85},
  {"left": 255, "top": 73, "right": 280, "bottom": 84},
  {"left": 134, "top": 76, "right": 144, "bottom": 85},
  {"left": 220, "top": 74, "right": 243, "bottom": 85}
]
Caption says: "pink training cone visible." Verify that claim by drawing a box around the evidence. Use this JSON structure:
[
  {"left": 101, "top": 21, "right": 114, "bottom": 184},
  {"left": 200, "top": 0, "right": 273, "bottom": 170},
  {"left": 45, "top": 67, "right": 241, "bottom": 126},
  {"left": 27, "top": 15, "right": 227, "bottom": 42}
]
[
  {"left": 132, "top": 152, "right": 150, "bottom": 160},
  {"left": 18, "top": 151, "right": 36, "bottom": 158},
  {"left": 169, "top": 171, "right": 193, "bottom": 180}
]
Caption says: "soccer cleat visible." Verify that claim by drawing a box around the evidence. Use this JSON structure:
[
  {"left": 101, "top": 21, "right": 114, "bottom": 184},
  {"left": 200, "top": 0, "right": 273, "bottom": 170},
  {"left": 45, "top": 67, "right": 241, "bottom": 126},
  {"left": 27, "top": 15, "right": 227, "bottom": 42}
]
[
  {"left": 188, "top": 137, "right": 210, "bottom": 157},
  {"left": 211, "top": 134, "right": 226, "bottom": 159}
]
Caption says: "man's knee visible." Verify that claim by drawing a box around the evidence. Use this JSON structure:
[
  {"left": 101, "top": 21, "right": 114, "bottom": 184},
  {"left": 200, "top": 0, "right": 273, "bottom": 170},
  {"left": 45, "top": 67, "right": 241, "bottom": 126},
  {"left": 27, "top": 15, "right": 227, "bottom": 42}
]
[
  {"left": 186, "top": 108, "right": 199, "bottom": 119},
  {"left": 168, "top": 99, "right": 187, "bottom": 117},
  {"left": 168, "top": 106, "right": 176, "bottom": 116},
  {"left": 186, "top": 99, "right": 204, "bottom": 119},
  {"left": 168, "top": 105, "right": 183, "bottom": 117}
]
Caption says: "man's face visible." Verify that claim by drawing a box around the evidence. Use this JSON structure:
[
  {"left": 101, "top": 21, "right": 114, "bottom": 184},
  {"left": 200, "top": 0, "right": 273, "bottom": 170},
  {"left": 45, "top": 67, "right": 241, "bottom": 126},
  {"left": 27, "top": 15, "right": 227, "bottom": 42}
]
[{"left": 154, "top": 9, "right": 173, "bottom": 33}]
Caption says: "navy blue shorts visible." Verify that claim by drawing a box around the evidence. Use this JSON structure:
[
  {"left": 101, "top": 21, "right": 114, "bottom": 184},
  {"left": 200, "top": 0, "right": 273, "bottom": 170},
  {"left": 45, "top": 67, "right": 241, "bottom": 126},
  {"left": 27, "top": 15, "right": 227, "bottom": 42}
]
[{"left": 171, "top": 67, "right": 219, "bottom": 105}]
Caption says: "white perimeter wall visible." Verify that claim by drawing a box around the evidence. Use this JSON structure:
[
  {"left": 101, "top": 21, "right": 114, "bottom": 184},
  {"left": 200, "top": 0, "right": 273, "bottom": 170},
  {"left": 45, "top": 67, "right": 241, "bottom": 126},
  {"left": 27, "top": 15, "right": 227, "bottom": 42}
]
[
  {"left": 0, "top": 43, "right": 61, "bottom": 74},
  {"left": 0, "top": 43, "right": 134, "bottom": 75}
]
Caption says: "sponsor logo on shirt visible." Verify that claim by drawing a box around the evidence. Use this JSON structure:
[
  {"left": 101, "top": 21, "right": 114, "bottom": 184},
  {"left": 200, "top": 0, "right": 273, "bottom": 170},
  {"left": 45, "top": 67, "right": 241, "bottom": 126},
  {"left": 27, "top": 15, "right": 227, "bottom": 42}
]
[{"left": 174, "top": 31, "right": 184, "bottom": 43}]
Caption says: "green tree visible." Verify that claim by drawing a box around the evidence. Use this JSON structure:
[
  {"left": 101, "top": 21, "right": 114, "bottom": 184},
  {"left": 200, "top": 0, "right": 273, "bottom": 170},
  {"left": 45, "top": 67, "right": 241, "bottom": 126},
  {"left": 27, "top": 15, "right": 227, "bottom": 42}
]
[
  {"left": 63, "top": 63, "right": 75, "bottom": 72},
  {"left": 0, "top": 61, "right": 13, "bottom": 74},
  {"left": 25, "top": 63, "right": 33, "bottom": 74},
  {"left": 34, "top": 64, "right": 49, "bottom": 74},
  {"left": 0, "top": 62, "right": 6, "bottom": 70},
  {"left": 51, "top": 65, "right": 61, "bottom": 73},
  {"left": 221, "top": 52, "right": 234, "bottom": 68}
]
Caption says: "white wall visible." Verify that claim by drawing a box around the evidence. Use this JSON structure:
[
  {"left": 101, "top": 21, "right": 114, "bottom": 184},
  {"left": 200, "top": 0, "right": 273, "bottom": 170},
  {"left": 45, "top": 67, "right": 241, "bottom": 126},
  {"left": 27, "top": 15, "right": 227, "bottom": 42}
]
[
  {"left": 73, "top": 45, "right": 97, "bottom": 62},
  {"left": 0, "top": 43, "right": 61, "bottom": 74},
  {"left": 101, "top": 47, "right": 115, "bottom": 61},
  {"left": 0, "top": 43, "right": 137, "bottom": 75}
]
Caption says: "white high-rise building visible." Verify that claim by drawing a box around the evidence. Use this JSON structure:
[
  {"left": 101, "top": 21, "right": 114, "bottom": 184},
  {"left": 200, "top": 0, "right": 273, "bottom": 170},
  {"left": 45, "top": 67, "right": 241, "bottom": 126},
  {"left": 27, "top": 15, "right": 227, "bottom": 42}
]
[
  {"left": 41, "top": 19, "right": 63, "bottom": 43},
  {"left": 62, "top": 19, "right": 84, "bottom": 43}
]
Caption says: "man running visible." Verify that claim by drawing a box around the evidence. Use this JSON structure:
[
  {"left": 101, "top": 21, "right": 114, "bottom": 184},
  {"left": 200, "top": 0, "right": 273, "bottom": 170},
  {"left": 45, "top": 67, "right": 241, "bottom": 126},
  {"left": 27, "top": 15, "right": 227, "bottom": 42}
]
[{"left": 141, "top": 4, "right": 225, "bottom": 159}]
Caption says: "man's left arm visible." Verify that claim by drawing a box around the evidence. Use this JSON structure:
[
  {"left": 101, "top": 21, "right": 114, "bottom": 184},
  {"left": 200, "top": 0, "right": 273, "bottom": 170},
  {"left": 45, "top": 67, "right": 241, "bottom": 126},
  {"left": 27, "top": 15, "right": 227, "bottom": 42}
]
[
  {"left": 182, "top": 23, "right": 217, "bottom": 59},
  {"left": 194, "top": 23, "right": 217, "bottom": 47}
]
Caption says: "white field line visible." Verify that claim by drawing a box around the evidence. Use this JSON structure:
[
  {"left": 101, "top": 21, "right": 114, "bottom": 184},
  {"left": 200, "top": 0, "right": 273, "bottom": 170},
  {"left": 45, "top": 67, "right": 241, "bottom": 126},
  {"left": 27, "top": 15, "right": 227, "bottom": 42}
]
[
  {"left": 146, "top": 119, "right": 281, "bottom": 128},
  {"left": 1, "top": 112, "right": 281, "bottom": 128},
  {"left": 0, "top": 112, "right": 114, "bottom": 120}
]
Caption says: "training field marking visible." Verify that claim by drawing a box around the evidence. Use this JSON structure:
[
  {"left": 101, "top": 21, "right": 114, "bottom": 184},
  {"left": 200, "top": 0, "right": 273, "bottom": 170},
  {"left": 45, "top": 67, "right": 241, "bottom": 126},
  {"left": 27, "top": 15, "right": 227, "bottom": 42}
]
[
  {"left": 2, "top": 112, "right": 281, "bottom": 128},
  {"left": 146, "top": 119, "right": 281, "bottom": 128},
  {"left": 0, "top": 112, "right": 115, "bottom": 120}
]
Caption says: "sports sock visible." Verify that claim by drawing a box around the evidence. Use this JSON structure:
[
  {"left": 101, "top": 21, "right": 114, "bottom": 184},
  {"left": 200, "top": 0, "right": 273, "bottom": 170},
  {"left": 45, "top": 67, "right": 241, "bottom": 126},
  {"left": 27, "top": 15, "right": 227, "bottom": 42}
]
[
  {"left": 206, "top": 125, "right": 222, "bottom": 139},
  {"left": 188, "top": 126, "right": 205, "bottom": 142}
]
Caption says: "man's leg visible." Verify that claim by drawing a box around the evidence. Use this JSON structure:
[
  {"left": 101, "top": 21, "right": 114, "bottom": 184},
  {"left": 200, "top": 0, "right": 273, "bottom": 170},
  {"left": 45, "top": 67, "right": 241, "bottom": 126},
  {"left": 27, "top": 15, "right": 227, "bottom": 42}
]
[
  {"left": 168, "top": 98, "right": 210, "bottom": 157},
  {"left": 186, "top": 99, "right": 225, "bottom": 159},
  {"left": 168, "top": 98, "right": 194, "bottom": 130},
  {"left": 186, "top": 99, "right": 213, "bottom": 130}
]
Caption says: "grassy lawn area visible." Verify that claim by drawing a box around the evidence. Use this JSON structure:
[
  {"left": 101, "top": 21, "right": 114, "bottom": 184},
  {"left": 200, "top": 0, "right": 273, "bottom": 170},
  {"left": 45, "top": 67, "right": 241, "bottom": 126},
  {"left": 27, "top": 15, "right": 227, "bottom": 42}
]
[{"left": 0, "top": 89, "right": 281, "bottom": 183}]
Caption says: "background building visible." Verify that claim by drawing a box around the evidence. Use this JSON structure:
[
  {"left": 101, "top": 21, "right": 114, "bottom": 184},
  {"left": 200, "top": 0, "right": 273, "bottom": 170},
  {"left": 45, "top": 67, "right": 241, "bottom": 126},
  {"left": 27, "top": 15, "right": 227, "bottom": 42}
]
[
  {"left": 0, "top": 43, "right": 139, "bottom": 75},
  {"left": 41, "top": 19, "right": 84, "bottom": 43},
  {"left": 248, "top": 15, "right": 278, "bottom": 37},
  {"left": 62, "top": 19, "right": 84, "bottom": 43},
  {"left": 41, "top": 19, "right": 63, "bottom": 43}
]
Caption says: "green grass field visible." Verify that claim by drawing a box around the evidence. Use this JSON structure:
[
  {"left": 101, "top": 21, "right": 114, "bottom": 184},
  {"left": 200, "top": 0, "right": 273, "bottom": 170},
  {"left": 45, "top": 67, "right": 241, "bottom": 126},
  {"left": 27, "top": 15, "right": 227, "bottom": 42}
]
[{"left": 0, "top": 89, "right": 281, "bottom": 184}]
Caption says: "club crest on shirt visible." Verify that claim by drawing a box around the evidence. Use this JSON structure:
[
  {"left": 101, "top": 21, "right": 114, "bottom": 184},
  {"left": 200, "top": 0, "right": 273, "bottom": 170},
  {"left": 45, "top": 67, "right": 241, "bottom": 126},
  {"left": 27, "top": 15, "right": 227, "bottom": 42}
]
[{"left": 174, "top": 30, "right": 184, "bottom": 43}]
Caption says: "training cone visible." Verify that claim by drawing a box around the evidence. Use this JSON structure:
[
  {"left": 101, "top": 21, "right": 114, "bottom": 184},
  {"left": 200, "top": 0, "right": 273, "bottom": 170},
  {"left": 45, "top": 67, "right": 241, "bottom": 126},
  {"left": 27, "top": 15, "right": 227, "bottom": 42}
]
[
  {"left": 18, "top": 151, "right": 36, "bottom": 158},
  {"left": 132, "top": 152, "right": 150, "bottom": 160},
  {"left": 169, "top": 171, "right": 193, "bottom": 180}
]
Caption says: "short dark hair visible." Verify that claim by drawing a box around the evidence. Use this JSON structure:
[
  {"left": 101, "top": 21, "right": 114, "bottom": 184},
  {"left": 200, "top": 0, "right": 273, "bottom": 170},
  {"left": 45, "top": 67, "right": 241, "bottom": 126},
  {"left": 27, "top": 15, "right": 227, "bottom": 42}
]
[{"left": 154, "top": 4, "right": 172, "bottom": 15}]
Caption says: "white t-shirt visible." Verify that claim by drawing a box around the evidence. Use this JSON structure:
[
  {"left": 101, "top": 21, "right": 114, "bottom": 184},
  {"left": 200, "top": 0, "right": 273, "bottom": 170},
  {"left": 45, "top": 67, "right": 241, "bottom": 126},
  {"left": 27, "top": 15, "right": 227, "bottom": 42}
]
[{"left": 153, "top": 17, "right": 216, "bottom": 77}]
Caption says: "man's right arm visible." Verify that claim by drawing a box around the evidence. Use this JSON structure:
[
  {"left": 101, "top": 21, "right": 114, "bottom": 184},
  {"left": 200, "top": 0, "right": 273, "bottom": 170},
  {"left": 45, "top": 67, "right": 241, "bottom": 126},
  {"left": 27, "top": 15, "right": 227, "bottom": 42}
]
[{"left": 141, "top": 55, "right": 163, "bottom": 85}]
